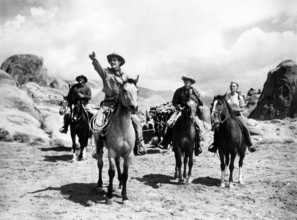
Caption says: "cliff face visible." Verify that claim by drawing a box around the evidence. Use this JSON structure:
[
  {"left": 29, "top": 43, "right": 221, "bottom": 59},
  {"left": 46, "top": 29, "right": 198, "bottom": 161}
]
[{"left": 249, "top": 60, "right": 297, "bottom": 120}]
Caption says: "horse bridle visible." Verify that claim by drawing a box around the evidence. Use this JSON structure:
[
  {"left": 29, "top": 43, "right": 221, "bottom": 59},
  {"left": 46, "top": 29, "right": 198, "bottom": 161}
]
[{"left": 211, "top": 100, "right": 230, "bottom": 127}]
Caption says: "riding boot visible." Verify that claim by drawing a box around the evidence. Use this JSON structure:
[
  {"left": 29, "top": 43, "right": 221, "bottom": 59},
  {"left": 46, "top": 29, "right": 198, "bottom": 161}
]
[
  {"left": 59, "top": 113, "right": 70, "bottom": 134},
  {"left": 131, "top": 115, "right": 147, "bottom": 156},
  {"left": 242, "top": 126, "right": 256, "bottom": 153},
  {"left": 194, "top": 126, "right": 202, "bottom": 156},
  {"left": 134, "top": 139, "right": 147, "bottom": 156}
]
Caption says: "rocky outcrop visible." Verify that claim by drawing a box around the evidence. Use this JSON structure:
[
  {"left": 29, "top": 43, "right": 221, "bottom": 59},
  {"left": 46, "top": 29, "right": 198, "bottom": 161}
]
[
  {"left": 1, "top": 54, "right": 48, "bottom": 86},
  {"left": 0, "top": 70, "right": 16, "bottom": 86},
  {"left": 49, "top": 78, "right": 69, "bottom": 91},
  {"left": 249, "top": 60, "right": 297, "bottom": 120},
  {"left": 21, "top": 82, "right": 65, "bottom": 107}
]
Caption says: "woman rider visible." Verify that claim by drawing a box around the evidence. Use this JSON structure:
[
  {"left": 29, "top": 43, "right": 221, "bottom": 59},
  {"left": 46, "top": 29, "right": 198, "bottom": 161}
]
[{"left": 208, "top": 81, "right": 256, "bottom": 153}]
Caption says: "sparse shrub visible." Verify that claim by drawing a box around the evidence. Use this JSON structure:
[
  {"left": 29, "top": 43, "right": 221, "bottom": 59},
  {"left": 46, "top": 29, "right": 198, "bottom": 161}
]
[
  {"left": 50, "top": 138, "right": 65, "bottom": 147},
  {"left": 0, "top": 127, "right": 13, "bottom": 142},
  {"left": 289, "top": 125, "right": 296, "bottom": 130},
  {"left": 283, "top": 138, "right": 295, "bottom": 144},
  {"left": 13, "top": 132, "right": 30, "bottom": 143},
  {"left": 29, "top": 137, "right": 45, "bottom": 145}
]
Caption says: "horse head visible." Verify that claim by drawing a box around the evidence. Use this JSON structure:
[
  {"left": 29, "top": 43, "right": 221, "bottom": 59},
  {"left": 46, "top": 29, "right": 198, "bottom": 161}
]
[
  {"left": 119, "top": 75, "right": 139, "bottom": 114},
  {"left": 183, "top": 99, "right": 198, "bottom": 123},
  {"left": 211, "top": 94, "right": 234, "bottom": 129}
]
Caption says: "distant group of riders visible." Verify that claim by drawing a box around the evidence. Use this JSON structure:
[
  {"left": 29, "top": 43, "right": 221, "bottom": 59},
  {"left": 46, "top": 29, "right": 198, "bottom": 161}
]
[{"left": 59, "top": 52, "right": 256, "bottom": 160}]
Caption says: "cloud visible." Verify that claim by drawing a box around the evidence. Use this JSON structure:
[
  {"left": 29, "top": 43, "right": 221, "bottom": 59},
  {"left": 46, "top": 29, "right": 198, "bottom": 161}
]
[{"left": 0, "top": 0, "right": 297, "bottom": 98}]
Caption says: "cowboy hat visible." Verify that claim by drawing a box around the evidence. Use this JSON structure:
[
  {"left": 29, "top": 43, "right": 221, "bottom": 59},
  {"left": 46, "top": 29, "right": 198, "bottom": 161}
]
[
  {"left": 107, "top": 53, "right": 125, "bottom": 66},
  {"left": 76, "top": 75, "right": 88, "bottom": 83},
  {"left": 181, "top": 74, "right": 196, "bottom": 84}
]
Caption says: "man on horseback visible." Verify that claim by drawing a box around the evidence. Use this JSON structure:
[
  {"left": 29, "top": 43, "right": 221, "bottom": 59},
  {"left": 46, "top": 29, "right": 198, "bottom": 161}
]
[
  {"left": 59, "top": 75, "right": 92, "bottom": 134},
  {"left": 208, "top": 81, "right": 257, "bottom": 153},
  {"left": 161, "top": 74, "right": 204, "bottom": 156},
  {"left": 89, "top": 52, "right": 147, "bottom": 156}
]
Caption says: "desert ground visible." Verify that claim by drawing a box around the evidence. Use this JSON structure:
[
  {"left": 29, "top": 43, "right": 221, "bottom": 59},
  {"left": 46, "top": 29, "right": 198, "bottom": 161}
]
[{"left": 0, "top": 119, "right": 297, "bottom": 220}]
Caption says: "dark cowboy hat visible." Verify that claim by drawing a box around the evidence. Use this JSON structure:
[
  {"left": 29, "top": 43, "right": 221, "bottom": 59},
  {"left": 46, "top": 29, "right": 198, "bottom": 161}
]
[
  {"left": 107, "top": 53, "right": 125, "bottom": 66},
  {"left": 181, "top": 74, "right": 196, "bottom": 84},
  {"left": 76, "top": 75, "right": 88, "bottom": 83}
]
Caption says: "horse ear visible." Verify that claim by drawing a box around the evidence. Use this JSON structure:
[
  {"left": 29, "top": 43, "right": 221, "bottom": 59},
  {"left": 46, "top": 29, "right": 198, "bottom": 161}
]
[{"left": 135, "top": 75, "right": 139, "bottom": 84}]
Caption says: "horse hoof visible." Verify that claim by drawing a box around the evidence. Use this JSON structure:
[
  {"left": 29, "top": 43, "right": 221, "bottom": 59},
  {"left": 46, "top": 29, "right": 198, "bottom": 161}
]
[
  {"left": 220, "top": 183, "right": 226, "bottom": 188},
  {"left": 187, "top": 177, "right": 192, "bottom": 184},
  {"left": 178, "top": 179, "right": 186, "bottom": 184},
  {"left": 105, "top": 198, "right": 113, "bottom": 205},
  {"left": 122, "top": 199, "right": 130, "bottom": 205},
  {"left": 229, "top": 182, "right": 234, "bottom": 188},
  {"left": 239, "top": 180, "right": 244, "bottom": 185}
]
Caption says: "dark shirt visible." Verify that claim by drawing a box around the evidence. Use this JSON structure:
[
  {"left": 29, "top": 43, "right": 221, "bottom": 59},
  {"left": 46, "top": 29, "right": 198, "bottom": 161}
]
[
  {"left": 172, "top": 86, "right": 203, "bottom": 109},
  {"left": 67, "top": 83, "right": 91, "bottom": 105}
]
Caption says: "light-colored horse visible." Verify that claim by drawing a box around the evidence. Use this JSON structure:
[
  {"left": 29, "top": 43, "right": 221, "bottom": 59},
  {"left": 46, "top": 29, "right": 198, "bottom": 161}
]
[{"left": 94, "top": 76, "right": 139, "bottom": 205}]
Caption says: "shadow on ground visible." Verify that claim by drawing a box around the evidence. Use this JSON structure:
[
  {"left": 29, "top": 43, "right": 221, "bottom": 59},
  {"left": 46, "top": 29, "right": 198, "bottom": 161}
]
[
  {"left": 29, "top": 183, "right": 106, "bottom": 207},
  {"left": 133, "top": 174, "right": 177, "bottom": 189},
  {"left": 40, "top": 146, "right": 71, "bottom": 152},
  {"left": 192, "top": 176, "right": 221, "bottom": 186},
  {"left": 43, "top": 154, "right": 73, "bottom": 162}
]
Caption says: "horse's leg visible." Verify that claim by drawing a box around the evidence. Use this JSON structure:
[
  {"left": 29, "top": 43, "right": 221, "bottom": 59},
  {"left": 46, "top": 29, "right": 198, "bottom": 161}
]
[
  {"left": 97, "top": 153, "right": 103, "bottom": 188},
  {"left": 106, "top": 157, "right": 116, "bottom": 205},
  {"left": 70, "top": 127, "right": 77, "bottom": 161},
  {"left": 122, "top": 156, "right": 131, "bottom": 204},
  {"left": 238, "top": 151, "right": 245, "bottom": 184},
  {"left": 187, "top": 146, "right": 194, "bottom": 183},
  {"left": 173, "top": 145, "right": 179, "bottom": 179},
  {"left": 183, "top": 153, "right": 188, "bottom": 180},
  {"left": 229, "top": 153, "right": 236, "bottom": 188},
  {"left": 77, "top": 136, "right": 86, "bottom": 161},
  {"left": 95, "top": 134, "right": 104, "bottom": 188},
  {"left": 179, "top": 150, "right": 185, "bottom": 183},
  {"left": 115, "top": 156, "right": 122, "bottom": 189},
  {"left": 219, "top": 151, "right": 226, "bottom": 187}
]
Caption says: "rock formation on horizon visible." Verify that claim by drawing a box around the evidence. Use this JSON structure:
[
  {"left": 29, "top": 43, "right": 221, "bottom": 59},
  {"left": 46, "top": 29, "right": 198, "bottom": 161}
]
[
  {"left": 249, "top": 60, "right": 297, "bottom": 120},
  {"left": 1, "top": 54, "right": 48, "bottom": 86}
]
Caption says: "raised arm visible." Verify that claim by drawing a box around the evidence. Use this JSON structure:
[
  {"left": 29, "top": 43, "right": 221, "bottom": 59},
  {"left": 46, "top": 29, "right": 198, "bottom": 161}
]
[{"left": 89, "top": 52, "right": 106, "bottom": 80}]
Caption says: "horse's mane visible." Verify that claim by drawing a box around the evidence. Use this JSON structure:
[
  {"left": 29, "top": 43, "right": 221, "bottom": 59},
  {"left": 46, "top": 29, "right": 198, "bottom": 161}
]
[
  {"left": 123, "top": 78, "right": 138, "bottom": 86},
  {"left": 212, "top": 94, "right": 238, "bottom": 120}
]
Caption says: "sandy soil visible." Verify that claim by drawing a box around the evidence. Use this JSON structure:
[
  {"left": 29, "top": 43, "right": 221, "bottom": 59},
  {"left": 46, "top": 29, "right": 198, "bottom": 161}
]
[{"left": 0, "top": 138, "right": 296, "bottom": 220}]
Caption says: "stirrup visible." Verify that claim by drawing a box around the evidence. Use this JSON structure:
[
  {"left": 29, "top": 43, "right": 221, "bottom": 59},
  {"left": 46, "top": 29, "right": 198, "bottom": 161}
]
[{"left": 59, "top": 127, "right": 67, "bottom": 134}]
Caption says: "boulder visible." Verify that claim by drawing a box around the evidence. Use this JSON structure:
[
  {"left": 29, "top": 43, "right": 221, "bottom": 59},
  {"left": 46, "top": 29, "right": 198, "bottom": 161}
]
[
  {"left": 1, "top": 54, "right": 47, "bottom": 86},
  {"left": 249, "top": 60, "right": 297, "bottom": 120},
  {"left": 0, "top": 70, "right": 17, "bottom": 86},
  {"left": 49, "top": 78, "right": 69, "bottom": 91},
  {"left": 199, "top": 105, "right": 211, "bottom": 124},
  {"left": 0, "top": 84, "right": 41, "bottom": 120},
  {"left": 21, "top": 82, "right": 65, "bottom": 107}
]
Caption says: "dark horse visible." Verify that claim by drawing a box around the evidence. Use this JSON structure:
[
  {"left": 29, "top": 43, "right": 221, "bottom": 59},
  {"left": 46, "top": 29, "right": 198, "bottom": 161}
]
[
  {"left": 211, "top": 95, "right": 247, "bottom": 188},
  {"left": 94, "top": 77, "right": 139, "bottom": 205},
  {"left": 172, "top": 99, "right": 198, "bottom": 184},
  {"left": 59, "top": 98, "right": 91, "bottom": 161}
]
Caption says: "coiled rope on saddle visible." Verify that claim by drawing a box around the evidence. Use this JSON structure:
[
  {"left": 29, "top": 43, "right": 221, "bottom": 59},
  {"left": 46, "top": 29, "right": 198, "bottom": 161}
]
[{"left": 89, "top": 109, "right": 113, "bottom": 136}]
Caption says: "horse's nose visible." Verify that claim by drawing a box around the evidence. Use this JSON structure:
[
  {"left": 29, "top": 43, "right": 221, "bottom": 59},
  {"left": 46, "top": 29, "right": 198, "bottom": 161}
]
[{"left": 130, "top": 105, "right": 138, "bottom": 113}]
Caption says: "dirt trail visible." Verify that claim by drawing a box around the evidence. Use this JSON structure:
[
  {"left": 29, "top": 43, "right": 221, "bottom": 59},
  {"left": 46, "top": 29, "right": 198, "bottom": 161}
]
[{"left": 0, "top": 141, "right": 296, "bottom": 220}]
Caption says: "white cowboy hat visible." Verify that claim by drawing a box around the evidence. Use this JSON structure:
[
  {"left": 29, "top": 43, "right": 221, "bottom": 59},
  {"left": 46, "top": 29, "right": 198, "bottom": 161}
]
[
  {"left": 181, "top": 74, "right": 196, "bottom": 84},
  {"left": 107, "top": 53, "right": 125, "bottom": 66}
]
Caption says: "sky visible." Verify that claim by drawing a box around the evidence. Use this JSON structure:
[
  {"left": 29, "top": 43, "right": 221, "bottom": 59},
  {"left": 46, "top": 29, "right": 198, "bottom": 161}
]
[{"left": 0, "top": 0, "right": 297, "bottom": 97}]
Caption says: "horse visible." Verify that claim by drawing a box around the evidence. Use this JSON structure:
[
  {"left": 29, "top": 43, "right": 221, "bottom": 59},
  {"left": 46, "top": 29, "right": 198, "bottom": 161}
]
[
  {"left": 211, "top": 95, "right": 247, "bottom": 188},
  {"left": 59, "top": 97, "right": 91, "bottom": 161},
  {"left": 94, "top": 76, "right": 139, "bottom": 205},
  {"left": 172, "top": 99, "right": 198, "bottom": 184}
]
